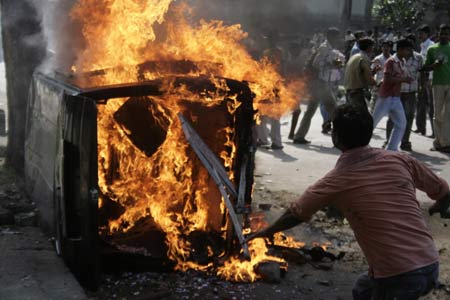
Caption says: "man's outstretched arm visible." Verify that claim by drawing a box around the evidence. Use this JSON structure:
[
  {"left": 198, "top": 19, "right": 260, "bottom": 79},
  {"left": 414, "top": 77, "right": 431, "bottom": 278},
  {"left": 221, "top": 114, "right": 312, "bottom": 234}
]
[{"left": 246, "top": 209, "right": 303, "bottom": 241}]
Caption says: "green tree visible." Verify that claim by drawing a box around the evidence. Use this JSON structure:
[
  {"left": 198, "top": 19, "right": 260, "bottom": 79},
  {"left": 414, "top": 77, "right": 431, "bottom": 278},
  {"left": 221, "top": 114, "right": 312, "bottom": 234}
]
[
  {"left": 373, "top": 0, "right": 450, "bottom": 28},
  {"left": 372, "top": 0, "right": 426, "bottom": 28}
]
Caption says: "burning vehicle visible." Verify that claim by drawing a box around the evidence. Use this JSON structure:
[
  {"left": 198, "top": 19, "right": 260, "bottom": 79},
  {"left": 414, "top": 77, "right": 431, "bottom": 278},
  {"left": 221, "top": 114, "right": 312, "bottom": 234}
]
[{"left": 24, "top": 0, "right": 304, "bottom": 289}]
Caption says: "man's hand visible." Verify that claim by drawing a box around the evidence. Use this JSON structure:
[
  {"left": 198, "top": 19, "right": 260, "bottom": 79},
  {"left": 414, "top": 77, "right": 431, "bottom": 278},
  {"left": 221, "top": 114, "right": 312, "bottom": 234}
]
[
  {"left": 244, "top": 209, "right": 304, "bottom": 243},
  {"left": 245, "top": 229, "right": 272, "bottom": 243},
  {"left": 429, "top": 192, "right": 450, "bottom": 219}
]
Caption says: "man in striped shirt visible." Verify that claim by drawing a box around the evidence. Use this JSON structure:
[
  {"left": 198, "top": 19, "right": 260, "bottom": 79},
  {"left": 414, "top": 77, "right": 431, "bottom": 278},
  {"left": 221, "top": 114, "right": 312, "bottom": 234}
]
[
  {"left": 386, "top": 37, "right": 424, "bottom": 151},
  {"left": 247, "top": 104, "right": 449, "bottom": 300}
]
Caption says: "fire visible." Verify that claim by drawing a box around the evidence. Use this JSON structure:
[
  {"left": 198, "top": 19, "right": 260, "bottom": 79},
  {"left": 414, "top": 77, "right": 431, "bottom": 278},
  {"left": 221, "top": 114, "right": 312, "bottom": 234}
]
[
  {"left": 70, "top": 0, "right": 304, "bottom": 117},
  {"left": 70, "top": 0, "right": 305, "bottom": 281}
]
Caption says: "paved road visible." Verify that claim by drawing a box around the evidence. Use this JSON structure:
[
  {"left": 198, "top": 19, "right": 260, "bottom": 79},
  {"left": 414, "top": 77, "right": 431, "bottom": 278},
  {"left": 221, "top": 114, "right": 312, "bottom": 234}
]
[
  {"left": 0, "top": 61, "right": 85, "bottom": 299},
  {"left": 255, "top": 104, "right": 450, "bottom": 204},
  {"left": 0, "top": 62, "right": 7, "bottom": 135}
]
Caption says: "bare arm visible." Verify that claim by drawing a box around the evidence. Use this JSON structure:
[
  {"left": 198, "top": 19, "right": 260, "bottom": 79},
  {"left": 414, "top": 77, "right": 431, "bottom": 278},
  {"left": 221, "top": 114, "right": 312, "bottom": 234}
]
[
  {"left": 246, "top": 209, "right": 303, "bottom": 241},
  {"left": 361, "top": 59, "right": 376, "bottom": 86},
  {"left": 421, "top": 62, "right": 442, "bottom": 72}
]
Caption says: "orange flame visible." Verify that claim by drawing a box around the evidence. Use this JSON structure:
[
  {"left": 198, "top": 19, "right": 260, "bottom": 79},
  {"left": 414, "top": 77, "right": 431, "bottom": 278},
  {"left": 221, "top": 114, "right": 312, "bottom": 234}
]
[
  {"left": 71, "top": 0, "right": 304, "bottom": 117},
  {"left": 71, "top": 0, "right": 305, "bottom": 281}
]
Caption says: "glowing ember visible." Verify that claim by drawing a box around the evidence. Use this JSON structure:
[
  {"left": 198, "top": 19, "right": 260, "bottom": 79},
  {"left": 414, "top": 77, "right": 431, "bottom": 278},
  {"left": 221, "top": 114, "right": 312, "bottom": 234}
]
[{"left": 70, "top": 0, "right": 305, "bottom": 281}]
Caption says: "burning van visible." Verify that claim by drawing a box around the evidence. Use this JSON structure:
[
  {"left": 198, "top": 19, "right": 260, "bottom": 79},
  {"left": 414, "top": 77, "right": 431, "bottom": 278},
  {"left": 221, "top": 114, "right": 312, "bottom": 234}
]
[
  {"left": 25, "top": 67, "right": 258, "bottom": 288},
  {"left": 24, "top": 0, "right": 303, "bottom": 289}
]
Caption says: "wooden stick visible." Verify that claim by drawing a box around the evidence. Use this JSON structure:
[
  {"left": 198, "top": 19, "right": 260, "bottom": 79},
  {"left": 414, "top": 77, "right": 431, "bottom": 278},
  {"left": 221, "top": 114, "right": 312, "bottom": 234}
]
[{"left": 178, "top": 113, "right": 250, "bottom": 260}]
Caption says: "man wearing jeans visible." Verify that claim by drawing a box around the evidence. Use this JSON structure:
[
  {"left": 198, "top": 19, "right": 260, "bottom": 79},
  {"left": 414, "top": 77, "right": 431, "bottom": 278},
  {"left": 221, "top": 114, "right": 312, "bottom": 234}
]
[
  {"left": 372, "top": 39, "right": 413, "bottom": 151},
  {"left": 247, "top": 104, "right": 449, "bottom": 300},
  {"left": 386, "top": 40, "right": 424, "bottom": 151},
  {"left": 422, "top": 24, "right": 450, "bottom": 153}
]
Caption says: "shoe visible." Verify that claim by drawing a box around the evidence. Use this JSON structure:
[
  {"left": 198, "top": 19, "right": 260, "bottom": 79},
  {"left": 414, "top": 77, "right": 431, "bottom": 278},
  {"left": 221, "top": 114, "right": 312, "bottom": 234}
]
[
  {"left": 293, "top": 138, "right": 311, "bottom": 144},
  {"left": 431, "top": 146, "right": 450, "bottom": 153},
  {"left": 288, "top": 134, "right": 294, "bottom": 140},
  {"left": 271, "top": 143, "right": 284, "bottom": 150},
  {"left": 428, "top": 134, "right": 435, "bottom": 139},
  {"left": 400, "top": 142, "right": 412, "bottom": 151},
  {"left": 321, "top": 122, "right": 332, "bottom": 134},
  {"left": 256, "top": 140, "right": 270, "bottom": 148}
]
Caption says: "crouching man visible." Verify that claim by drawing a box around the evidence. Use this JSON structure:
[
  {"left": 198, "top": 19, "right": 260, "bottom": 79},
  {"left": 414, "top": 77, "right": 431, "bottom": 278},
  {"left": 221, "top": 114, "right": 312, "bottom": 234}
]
[{"left": 247, "top": 104, "right": 450, "bottom": 300}]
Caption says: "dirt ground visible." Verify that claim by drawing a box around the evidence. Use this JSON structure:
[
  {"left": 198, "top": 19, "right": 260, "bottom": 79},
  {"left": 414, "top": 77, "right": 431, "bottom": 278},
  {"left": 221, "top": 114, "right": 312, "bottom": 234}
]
[
  {"left": 1, "top": 114, "right": 449, "bottom": 299},
  {"left": 0, "top": 152, "right": 448, "bottom": 299},
  {"left": 85, "top": 187, "right": 450, "bottom": 300}
]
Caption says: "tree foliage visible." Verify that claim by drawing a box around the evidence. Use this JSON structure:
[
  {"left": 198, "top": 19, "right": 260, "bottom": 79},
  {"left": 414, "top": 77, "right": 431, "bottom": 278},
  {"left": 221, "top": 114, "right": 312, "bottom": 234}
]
[{"left": 373, "top": 0, "right": 450, "bottom": 28}]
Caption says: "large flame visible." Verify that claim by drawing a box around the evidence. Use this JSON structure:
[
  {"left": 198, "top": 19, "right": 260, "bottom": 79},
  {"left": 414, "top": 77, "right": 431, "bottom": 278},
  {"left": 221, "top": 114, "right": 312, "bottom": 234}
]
[
  {"left": 71, "top": 0, "right": 303, "bottom": 118},
  {"left": 71, "top": 0, "right": 305, "bottom": 281}
]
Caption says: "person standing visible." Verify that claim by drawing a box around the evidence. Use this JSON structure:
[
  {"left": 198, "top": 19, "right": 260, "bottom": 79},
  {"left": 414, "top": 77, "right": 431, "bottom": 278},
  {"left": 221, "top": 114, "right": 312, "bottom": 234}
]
[
  {"left": 292, "top": 27, "right": 343, "bottom": 144},
  {"left": 255, "top": 31, "right": 284, "bottom": 150},
  {"left": 344, "top": 38, "right": 377, "bottom": 110},
  {"left": 386, "top": 42, "right": 424, "bottom": 151},
  {"left": 422, "top": 24, "right": 450, "bottom": 153},
  {"left": 370, "top": 41, "right": 393, "bottom": 111},
  {"left": 372, "top": 39, "right": 413, "bottom": 151},
  {"left": 285, "top": 41, "right": 306, "bottom": 141},
  {"left": 349, "top": 30, "right": 366, "bottom": 58},
  {"left": 415, "top": 25, "right": 435, "bottom": 136},
  {"left": 247, "top": 104, "right": 450, "bottom": 300}
]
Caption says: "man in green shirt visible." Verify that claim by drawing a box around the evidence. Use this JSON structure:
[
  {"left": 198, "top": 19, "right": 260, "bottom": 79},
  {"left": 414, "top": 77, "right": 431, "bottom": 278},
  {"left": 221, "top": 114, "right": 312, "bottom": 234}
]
[{"left": 423, "top": 24, "right": 450, "bottom": 153}]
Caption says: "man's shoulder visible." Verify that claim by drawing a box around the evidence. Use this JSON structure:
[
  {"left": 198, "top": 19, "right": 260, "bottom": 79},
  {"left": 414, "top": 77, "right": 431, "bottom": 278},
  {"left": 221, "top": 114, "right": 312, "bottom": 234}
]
[
  {"left": 374, "top": 54, "right": 385, "bottom": 60},
  {"left": 412, "top": 52, "right": 424, "bottom": 62},
  {"left": 383, "top": 56, "right": 396, "bottom": 68},
  {"left": 427, "top": 43, "right": 440, "bottom": 51},
  {"left": 376, "top": 148, "right": 413, "bottom": 164},
  {"left": 385, "top": 55, "right": 396, "bottom": 62}
]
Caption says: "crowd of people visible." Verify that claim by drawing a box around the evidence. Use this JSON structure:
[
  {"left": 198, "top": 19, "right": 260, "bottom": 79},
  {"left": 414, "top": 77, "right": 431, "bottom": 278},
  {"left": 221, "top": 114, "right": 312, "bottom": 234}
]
[
  {"left": 248, "top": 23, "right": 450, "bottom": 300},
  {"left": 255, "top": 23, "right": 450, "bottom": 153}
]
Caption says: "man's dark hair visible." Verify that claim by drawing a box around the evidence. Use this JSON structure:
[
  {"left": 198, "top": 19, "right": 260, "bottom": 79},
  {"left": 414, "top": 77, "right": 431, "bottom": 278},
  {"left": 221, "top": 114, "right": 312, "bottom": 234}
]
[
  {"left": 405, "top": 34, "right": 416, "bottom": 43},
  {"left": 354, "top": 30, "right": 365, "bottom": 39},
  {"left": 358, "top": 38, "right": 375, "bottom": 51},
  {"left": 332, "top": 104, "right": 373, "bottom": 149},
  {"left": 381, "top": 40, "right": 393, "bottom": 48},
  {"left": 397, "top": 39, "right": 413, "bottom": 50},
  {"left": 439, "top": 24, "right": 450, "bottom": 32},
  {"left": 418, "top": 24, "right": 431, "bottom": 35},
  {"left": 327, "top": 27, "right": 341, "bottom": 39}
]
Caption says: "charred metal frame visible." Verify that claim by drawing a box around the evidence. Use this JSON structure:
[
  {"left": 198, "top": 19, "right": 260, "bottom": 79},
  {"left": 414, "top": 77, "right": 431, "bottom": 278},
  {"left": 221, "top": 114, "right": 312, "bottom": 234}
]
[{"left": 25, "top": 70, "right": 255, "bottom": 289}]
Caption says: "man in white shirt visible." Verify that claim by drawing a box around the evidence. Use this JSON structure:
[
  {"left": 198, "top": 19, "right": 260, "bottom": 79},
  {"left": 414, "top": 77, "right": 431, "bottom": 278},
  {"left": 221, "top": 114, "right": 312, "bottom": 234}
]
[
  {"left": 415, "top": 24, "right": 435, "bottom": 136},
  {"left": 370, "top": 41, "right": 393, "bottom": 111},
  {"left": 381, "top": 27, "right": 395, "bottom": 42}
]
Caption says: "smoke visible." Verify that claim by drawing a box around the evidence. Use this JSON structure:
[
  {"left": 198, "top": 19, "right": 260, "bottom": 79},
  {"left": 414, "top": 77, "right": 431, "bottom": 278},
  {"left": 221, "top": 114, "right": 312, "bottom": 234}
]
[
  {"left": 28, "top": 0, "right": 81, "bottom": 73},
  {"left": 186, "top": 0, "right": 347, "bottom": 56},
  {"left": 24, "top": 0, "right": 347, "bottom": 73},
  {"left": 187, "top": 0, "right": 345, "bottom": 35}
]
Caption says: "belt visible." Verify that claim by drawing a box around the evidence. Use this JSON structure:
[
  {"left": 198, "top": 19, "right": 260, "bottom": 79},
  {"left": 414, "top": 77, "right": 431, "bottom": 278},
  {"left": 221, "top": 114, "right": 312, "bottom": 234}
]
[{"left": 346, "top": 88, "right": 365, "bottom": 94}]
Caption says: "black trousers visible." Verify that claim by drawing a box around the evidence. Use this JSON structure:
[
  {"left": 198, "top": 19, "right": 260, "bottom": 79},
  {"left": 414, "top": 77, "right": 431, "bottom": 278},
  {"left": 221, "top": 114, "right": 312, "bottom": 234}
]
[
  {"left": 415, "top": 81, "right": 434, "bottom": 135},
  {"left": 346, "top": 89, "right": 369, "bottom": 111}
]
